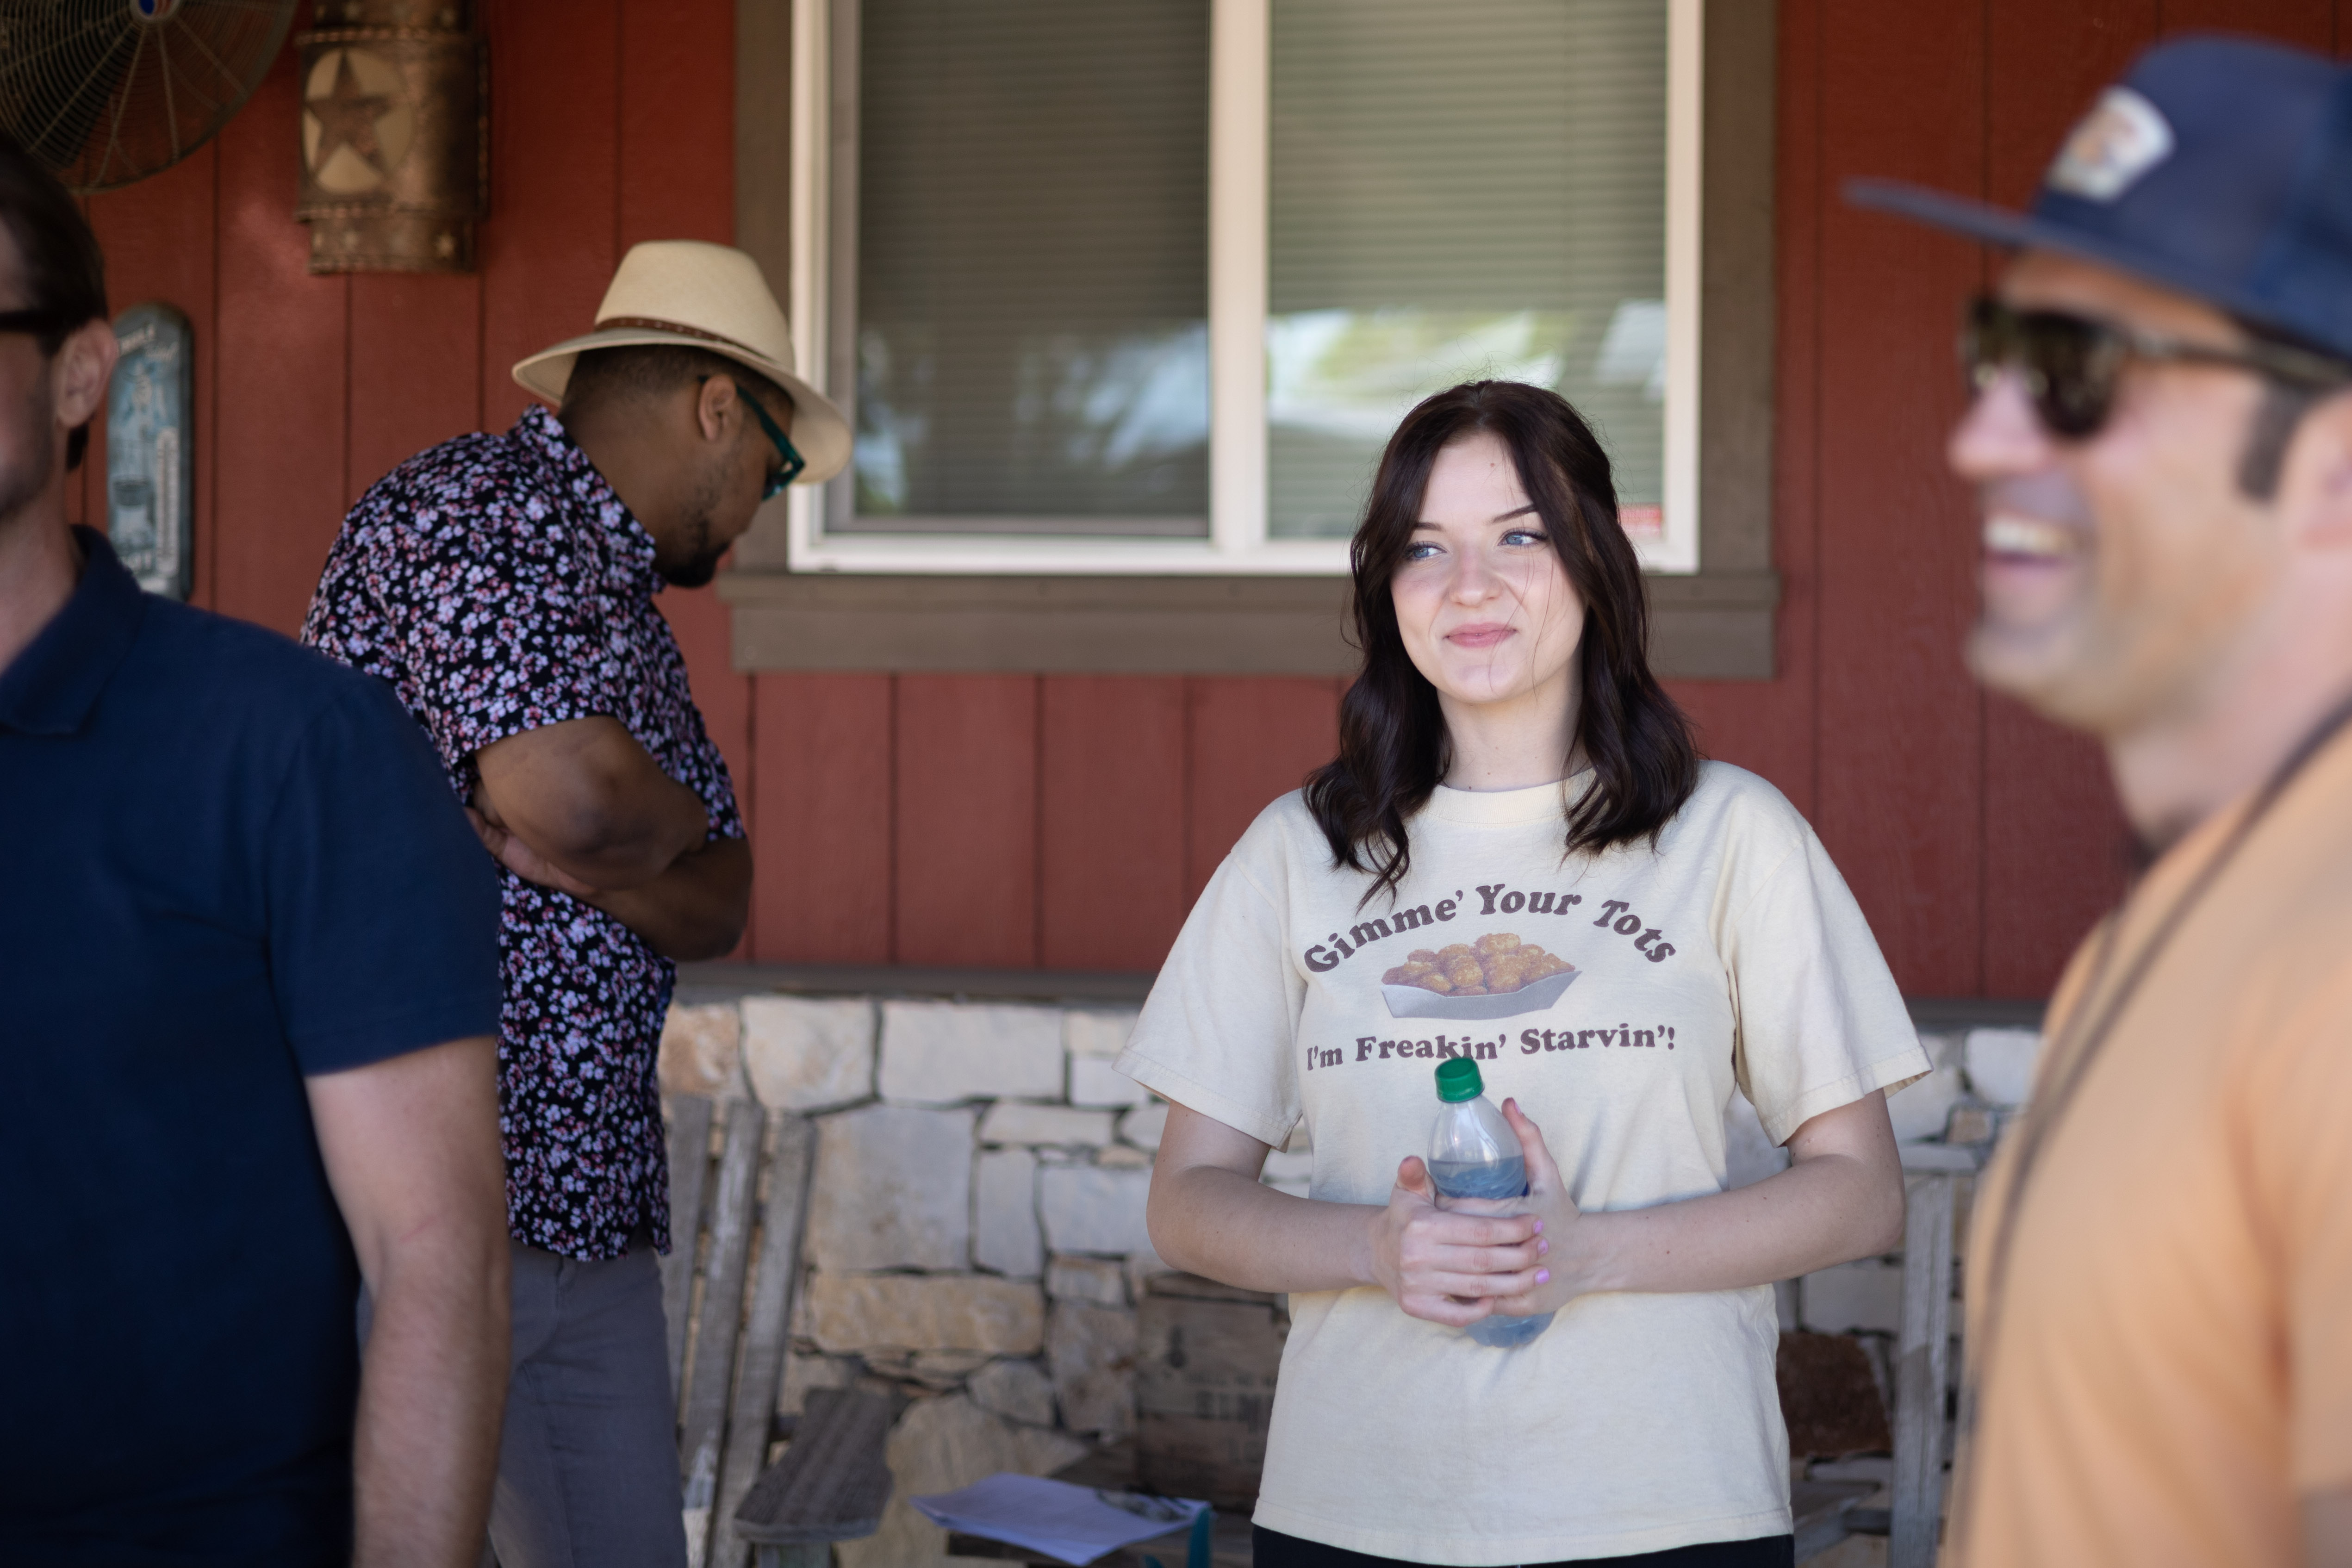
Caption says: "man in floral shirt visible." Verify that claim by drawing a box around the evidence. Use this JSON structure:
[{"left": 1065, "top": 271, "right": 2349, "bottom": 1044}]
[{"left": 303, "top": 241, "right": 850, "bottom": 1568}]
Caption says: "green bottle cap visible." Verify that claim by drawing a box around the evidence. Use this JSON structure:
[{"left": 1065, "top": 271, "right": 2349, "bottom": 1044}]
[{"left": 1435, "top": 1057, "right": 1483, "bottom": 1102}]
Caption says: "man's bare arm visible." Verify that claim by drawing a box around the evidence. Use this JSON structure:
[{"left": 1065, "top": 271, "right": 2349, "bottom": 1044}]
[
  {"left": 474, "top": 716, "right": 708, "bottom": 890},
  {"left": 585, "top": 834, "right": 751, "bottom": 959},
  {"left": 308, "top": 1035, "right": 510, "bottom": 1568}
]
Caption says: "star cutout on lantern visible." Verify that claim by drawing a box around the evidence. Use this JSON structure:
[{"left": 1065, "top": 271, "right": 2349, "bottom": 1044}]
[{"left": 309, "top": 50, "right": 398, "bottom": 177}]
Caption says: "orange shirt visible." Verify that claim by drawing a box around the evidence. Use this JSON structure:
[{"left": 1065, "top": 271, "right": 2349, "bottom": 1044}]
[{"left": 1953, "top": 724, "right": 2352, "bottom": 1568}]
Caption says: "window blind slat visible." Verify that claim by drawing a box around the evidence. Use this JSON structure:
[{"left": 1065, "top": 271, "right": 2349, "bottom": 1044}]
[
  {"left": 852, "top": 0, "right": 1211, "bottom": 527},
  {"left": 1269, "top": 0, "right": 1669, "bottom": 539}
]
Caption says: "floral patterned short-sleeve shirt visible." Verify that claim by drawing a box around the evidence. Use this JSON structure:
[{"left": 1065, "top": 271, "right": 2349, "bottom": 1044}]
[{"left": 301, "top": 403, "right": 743, "bottom": 1260}]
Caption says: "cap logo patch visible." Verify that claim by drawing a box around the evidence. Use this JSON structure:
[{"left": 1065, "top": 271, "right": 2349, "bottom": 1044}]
[{"left": 2047, "top": 87, "right": 2175, "bottom": 202}]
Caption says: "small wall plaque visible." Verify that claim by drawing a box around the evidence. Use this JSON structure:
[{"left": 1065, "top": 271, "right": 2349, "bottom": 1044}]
[{"left": 108, "top": 303, "right": 194, "bottom": 600}]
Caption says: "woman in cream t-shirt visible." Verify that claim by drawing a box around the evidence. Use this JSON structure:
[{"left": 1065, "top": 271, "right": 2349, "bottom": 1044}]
[{"left": 1121, "top": 382, "right": 1925, "bottom": 1568}]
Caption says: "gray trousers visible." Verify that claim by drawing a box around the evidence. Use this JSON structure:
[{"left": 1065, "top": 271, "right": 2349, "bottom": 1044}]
[{"left": 484, "top": 1236, "right": 688, "bottom": 1568}]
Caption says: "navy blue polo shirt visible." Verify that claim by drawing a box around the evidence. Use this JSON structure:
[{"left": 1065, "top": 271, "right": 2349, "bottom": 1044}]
[{"left": 0, "top": 530, "right": 502, "bottom": 1566}]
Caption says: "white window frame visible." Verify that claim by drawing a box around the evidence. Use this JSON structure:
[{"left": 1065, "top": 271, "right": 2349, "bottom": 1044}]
[{"left": 784, "top": 0, "right": 1704, "bottom": 575}]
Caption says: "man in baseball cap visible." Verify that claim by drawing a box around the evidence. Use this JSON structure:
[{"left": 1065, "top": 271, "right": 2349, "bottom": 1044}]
[
  {"left": 303, "top": 241, "right": 849, "bottom": 1567},
  {"left": 1854, "top": 35, "right": 2352, "bottom": 1568}
]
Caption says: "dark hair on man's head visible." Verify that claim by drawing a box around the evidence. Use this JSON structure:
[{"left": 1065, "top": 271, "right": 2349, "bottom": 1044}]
[
  {"left": 562, "top": 343, "right": 793, "bottom": 420},
  {"left": 1304, "top": 380, "right": 1700, "bottom": 905},
  {"left": 0, "top": 132, "right": 108, "bottom": 469}
]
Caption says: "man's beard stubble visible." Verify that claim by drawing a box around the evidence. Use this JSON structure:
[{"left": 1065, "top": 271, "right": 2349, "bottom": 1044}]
[
  {"left": 0, "top": 373, "right": 57, "bottom": 531},
  {"left": 656, "top": 463, "right": 731, "bottom": 589}
]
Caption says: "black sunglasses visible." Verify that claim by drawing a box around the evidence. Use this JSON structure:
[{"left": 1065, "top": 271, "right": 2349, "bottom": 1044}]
[{"left": 1961, "top": 295, "right": 2352, "bottom": 440}]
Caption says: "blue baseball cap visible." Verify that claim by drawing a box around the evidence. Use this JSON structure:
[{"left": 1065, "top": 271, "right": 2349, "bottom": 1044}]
[{"left": 1850, "top": 35, "right": 2352, "bottom": 363}]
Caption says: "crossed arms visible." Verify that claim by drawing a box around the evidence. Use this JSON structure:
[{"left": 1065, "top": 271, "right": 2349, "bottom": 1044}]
[{"left": 468, "top": 715, "right": 751, "bottom": 960}]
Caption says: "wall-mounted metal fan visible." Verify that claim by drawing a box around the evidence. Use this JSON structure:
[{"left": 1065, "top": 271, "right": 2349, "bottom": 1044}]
[{"left": 0, "top": 0, "right": 296, "bottom": 193}]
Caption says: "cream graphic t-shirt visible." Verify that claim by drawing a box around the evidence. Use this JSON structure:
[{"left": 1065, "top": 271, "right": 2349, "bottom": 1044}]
[{"left": 1117, "top": 762, "right": 1926, "bottom": 1565}]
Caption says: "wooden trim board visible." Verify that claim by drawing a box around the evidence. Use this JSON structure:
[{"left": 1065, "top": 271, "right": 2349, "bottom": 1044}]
[{"left": 718, "top": 569, "right": 1779, "bottom": 679}]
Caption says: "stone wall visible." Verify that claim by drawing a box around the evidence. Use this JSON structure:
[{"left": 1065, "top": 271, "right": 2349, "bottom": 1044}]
[
  {"left": 659, "top": 994, "right": 1217, "bottom": 1567},
  {"left": 660, "top": 994, "right": 2041, "bottom": 1566}
]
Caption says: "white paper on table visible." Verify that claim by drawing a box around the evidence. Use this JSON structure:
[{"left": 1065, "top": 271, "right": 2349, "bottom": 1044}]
[{"left": 909, "top": 1473, "right": 1209, "bottom": 1566}]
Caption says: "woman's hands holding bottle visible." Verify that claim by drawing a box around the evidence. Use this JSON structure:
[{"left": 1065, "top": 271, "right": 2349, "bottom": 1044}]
[
  {"left": 1365, "top": 1149, "right": 1550, "bottom": 1326},
  {"left": 1423, "top": 1098, "right": 1592, "bottom": 1321}
]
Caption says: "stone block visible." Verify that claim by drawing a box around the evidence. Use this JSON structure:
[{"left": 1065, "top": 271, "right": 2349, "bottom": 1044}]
[
  {"left": 741, "top": 995, "right": 874, "bottom": 1112},
  {"left": 1945, "top": 1104, "right": 1997, "bottom": 1145},
  {"left": 1801, "top": 1260, "right": 1904, "bottom": 1335},
  {"left": 1070, "top": 1057, "right": 1150, "bottom": 1108},
  {"left": 880, "top": 1001, "right": 1065, "bottom": 1104},
  {"left": 658, "top": 1003, "right": 741, "bottom": 1099},
  {"left": 1966, "top": 1028, "right": 2044, "bottom": 1108},
  {"left": 805, "top": 1273, "right": 1046, "bottom": 1356},
  {"left": 1260, "top": 1150, "right": 1313, "bottom": 1198},
  {"left": 969, "top": 1356, "right": 1057, "bottom": 1427},
  {"left": 1887, "top": 1060, "right": 1964, "bottom": 1144},
  {"left": 974, "top": 1149, "right": 1043, "bottom": 1279},
  {"left": 1048, "top": 1301, "right": 1139, "bottom": 1440},
  {"left": 1724, "top": 1092, "right": 1788, "bottom": 1189},
  {"left": 1118, "top": 1101, "right": 1169, "bottom": 1151},
  {"left": 1046, "top": 1255, "right": 1128, "bottom": 1307},
  {"left": 1039, "top": 1165, "right": 1155, "bottom": 1256},
  {"left": 806, "top": 1105, "right": 974, "bottom": 1272},
  {"left": 1126, "top": 1246, "right": 1176, "bottom": 1300},
  {"left": 837, "top": 1394, "right": 1088, "bottom": 1568},
  {"left": 1064, "top": 1009, "right": 1140, "bottom": 1059},
  {"left": 776, "top": 1351, "right": 854, "bottom": 1418},
  {"left": 979, "top": 1101, "right": 1114, "bottom": 1146},
  {"left": 864, "top": 1349, "right": 994, "bottom": 1391},
  {"left": 1095, "top": 1144, "right": 1151, "bottom": 1168}
]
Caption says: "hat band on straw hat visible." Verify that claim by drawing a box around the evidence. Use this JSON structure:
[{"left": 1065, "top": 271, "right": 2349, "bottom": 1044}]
[{"left": 594, "top": 316, "right": 777, "bottom": 365}]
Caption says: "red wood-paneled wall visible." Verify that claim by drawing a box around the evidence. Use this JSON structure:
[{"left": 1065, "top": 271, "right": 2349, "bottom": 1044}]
[{"left": 70, "top": 1, "right": 2343, "bottom": 994}]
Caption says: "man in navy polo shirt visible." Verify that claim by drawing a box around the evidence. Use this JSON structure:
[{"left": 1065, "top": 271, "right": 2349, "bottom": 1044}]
[{"left": 0, "top": 137, "right": 511, "bottom": 1565}]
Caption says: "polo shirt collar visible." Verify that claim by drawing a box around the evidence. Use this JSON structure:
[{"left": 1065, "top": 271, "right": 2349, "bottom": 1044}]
[
  {"left": 512, "top": 403, "right": 664, "bottom": 594},
  {"left": 0, "top": 526, "right": 145, "bottom": 738}
]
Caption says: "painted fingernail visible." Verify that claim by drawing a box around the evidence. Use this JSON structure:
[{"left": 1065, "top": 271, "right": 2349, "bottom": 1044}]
[
  {"left": 1538, "top": 1239, "right": 1549, "bottom": 1254},
  {"left": 1537, "top": 1270, "right": 1551, "bottom": 1284},
  {"left": 1532, "top": 1219, "right": 1544, "bottom": 1234}
]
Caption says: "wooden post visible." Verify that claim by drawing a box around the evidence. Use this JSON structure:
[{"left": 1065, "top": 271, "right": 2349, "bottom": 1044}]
[
  {"left": 1891, "top": 1174, "right": 1955, "bottom": 1568},
  {"left": 662, "top": 1094, "right": 718, "bottom": 1404},
  {"left": 712, "top": 1115, "right": 817, "bottom": 1568}
]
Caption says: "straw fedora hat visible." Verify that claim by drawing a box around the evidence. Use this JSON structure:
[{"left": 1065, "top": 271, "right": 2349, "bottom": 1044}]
[{"left": 511, "top": 240, "right": 852, "bottom": 485}]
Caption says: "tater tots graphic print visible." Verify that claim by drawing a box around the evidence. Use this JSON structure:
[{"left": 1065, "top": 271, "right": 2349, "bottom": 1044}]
[
  {"left": 302, "top": 403, "right": 743, "bottom": 1261},
  {"left": 1381, "top": 932, "right": 1579, "bottom": 1019}
]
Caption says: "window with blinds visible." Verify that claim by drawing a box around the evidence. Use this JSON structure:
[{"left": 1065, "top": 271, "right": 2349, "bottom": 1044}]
[
  {"left": 1267, "top": 0, "right": 1669, "bottom": 539},
  {"left": 845, "top": 0, "right": 1212, "bottom": 535}
]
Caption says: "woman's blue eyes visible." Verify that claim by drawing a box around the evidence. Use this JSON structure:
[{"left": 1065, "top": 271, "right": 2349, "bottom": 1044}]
[{"left": 1403, "top": 529, "right": 1548, "bottom": 561}]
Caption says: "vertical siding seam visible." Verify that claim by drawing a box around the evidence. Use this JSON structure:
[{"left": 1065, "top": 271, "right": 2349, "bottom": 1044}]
[
  {"left": 740, "top": 673, "right": 758, "bottom": 958},
  {"left": 614, "top": 0, "right": 628, "bottom": 264},
  {"left": 207, "top": 141, "right": 224, "bottom": 610},
  {"left": 886, "top": 674, "right": 900, "bottom": 964},
  {"left": 1180, "top": 677, "right": 1198, "bottom": 906},
  {"left": 341, "top": 280, "right": 355, "bottom": 510},
  {"left": 1805, "top": 0, "right": 1825, "bottom": 833},
  {"left": 1033, "top": 675, "right": 1047, "bottom": 968}
]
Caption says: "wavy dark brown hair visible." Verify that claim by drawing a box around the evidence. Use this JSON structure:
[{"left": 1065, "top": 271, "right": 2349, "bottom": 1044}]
[{"left": 1304, "top": 380, "right": 1699, "bottom": 903}]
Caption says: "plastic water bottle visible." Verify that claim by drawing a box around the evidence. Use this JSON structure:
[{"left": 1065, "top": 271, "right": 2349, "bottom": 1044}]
[{"left": 1428, "top": 1057, "right": 1554, "bottom": 1349}]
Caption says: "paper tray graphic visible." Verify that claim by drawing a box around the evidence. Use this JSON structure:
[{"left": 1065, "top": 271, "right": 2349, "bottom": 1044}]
[{"left": 1381, "top": 967, "right": 1579, "bottom": 1021}]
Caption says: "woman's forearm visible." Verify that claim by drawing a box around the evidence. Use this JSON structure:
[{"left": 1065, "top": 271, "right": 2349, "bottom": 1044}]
[
  {"left": 1558, "top": 1149, "right": 1904, "bottom": 1297},
  {"left": 1148, "top": 1162, "right": 1384, "bottom": 1294}
]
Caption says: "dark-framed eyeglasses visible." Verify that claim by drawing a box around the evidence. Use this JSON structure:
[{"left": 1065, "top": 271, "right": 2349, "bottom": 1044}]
[
  {"left": 0, "top": 307, "right": 82, "bottom": 340},
  {"left": 738, "top": 388, "right": 806, "bottom": 499},
  {"left": 1961, "top": 294, "right": 2352, "bottom": 440}
]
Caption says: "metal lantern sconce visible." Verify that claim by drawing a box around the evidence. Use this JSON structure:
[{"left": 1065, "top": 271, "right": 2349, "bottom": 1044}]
[{"left": 294, "top": 0, "right": 485, "bottom": 273}]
